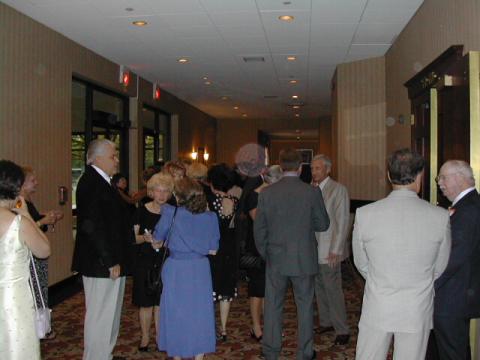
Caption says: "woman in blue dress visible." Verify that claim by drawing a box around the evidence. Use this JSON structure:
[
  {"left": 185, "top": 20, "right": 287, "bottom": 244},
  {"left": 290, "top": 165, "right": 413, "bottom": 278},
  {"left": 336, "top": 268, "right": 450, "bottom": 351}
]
[{"left": 153, "top": 177, "right": 220, "bottom": 360}]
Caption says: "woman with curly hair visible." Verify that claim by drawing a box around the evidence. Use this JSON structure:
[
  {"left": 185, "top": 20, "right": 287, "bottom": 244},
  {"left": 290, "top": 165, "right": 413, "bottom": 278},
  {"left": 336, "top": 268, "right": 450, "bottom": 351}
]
[{"left": 153, "top": 177, "right": 219, "bottom": 360}]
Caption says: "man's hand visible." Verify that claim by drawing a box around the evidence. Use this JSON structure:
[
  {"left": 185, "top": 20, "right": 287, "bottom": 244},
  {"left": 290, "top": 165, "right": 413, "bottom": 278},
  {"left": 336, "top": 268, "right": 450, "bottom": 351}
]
[
  {"left": 109, "top": 264, "right": 121, "bottom": 279},
  {"left": 326, "top": 252, "right": 341, "bottom": 268}
]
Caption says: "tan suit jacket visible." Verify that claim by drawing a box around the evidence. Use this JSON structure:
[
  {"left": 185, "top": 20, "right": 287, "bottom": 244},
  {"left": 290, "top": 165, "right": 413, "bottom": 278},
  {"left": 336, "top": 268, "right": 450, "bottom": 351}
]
[
  {"left": 315, "top": 178, "right": 350, "bottom": 264},
  {"left": 352, "top": 189, "right": 451, "bottom": 332}
]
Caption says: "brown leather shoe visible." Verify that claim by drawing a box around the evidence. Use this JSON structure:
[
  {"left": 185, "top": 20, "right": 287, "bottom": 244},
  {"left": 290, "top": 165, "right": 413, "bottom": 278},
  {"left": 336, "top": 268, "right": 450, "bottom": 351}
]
[{"left": 315, "top": 325, "right": 334, "bottom": 334}]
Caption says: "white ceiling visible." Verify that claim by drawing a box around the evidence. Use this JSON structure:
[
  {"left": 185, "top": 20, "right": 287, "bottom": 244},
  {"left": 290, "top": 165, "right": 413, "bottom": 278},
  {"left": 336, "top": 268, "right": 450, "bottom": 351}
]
[{"left": 3, "top": 0, "right": 423, "bottom": 123}]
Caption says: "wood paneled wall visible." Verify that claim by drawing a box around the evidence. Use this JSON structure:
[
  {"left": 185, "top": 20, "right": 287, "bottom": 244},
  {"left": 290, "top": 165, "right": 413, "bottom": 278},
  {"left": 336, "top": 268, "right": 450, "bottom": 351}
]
[
  {"left": 385, "top": 0, "right": 480, "bottom": 153},
  {"left": 0, "top": 3, "right": 216, "bottom": 285},
  {"left": 216, "top": 117, "right": 321, "bottom": 165},
  {"left": 333, "top": 57, "right": 387, "bottom": 200}
]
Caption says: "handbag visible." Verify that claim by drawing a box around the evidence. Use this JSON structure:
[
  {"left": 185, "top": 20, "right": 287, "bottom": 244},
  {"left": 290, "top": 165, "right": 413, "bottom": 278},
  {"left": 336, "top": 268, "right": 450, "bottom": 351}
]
[
  {"left": 145, "top": 207, "right": 178, "bottom": 296},
  {"left": 29, "top": 253, "right": 52, "bottom": 339}
]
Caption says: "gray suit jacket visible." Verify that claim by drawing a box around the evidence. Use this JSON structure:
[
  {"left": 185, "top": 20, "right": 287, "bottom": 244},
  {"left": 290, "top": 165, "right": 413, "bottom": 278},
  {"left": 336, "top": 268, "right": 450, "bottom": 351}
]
[
  {"left": 254, "top": 175, "right": 330, "bottom": 276},
  {"left": 315, "top": 178, "right": 350, "bottom": 264}
]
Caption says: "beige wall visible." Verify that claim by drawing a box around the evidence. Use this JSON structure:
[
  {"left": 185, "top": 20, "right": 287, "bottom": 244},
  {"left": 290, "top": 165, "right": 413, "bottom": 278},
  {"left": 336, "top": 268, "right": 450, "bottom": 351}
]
[
  {"left": 216, "top": 117, "right": 321, "bottom": 165},
  {"left": 0, "top": 3, "right": 216, "bottom": 285},
  {"left": 333, "top": 57, "right": 387, "bottom": 201},
  {"left": 385, "top": 0, "right": 480, "bottom": 153}
]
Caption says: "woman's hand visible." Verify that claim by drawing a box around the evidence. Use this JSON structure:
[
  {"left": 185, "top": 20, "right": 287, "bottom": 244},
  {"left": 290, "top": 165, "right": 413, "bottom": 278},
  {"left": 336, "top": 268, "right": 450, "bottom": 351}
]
[
  {"left": 143, "top": 230, "right": 153, "bottom": 243},
  {"left": 208, "top": 250, "right": 217, "bottom": 255},
  {"left": 152, "top": 240, "right": 164, "bottom": 250},
  {"left": 41, "top": 211, "right": 58, "bottom": 226}
]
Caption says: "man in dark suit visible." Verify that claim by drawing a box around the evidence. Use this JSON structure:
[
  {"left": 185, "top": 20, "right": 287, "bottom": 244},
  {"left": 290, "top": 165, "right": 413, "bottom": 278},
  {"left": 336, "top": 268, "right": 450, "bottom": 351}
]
[
  {"left": 254, "top": 148, "right": 330, "bottom": 360},
  {"left": 434, "top": 160, "right": 480, "bottom": 360},
  {"left": 72, "top": 139, "right": 133, "bottom": 360}
]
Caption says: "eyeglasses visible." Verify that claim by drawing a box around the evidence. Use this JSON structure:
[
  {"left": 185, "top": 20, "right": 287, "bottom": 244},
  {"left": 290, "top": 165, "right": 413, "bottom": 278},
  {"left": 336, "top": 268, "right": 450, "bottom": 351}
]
[{"left": 435, "top": 172, "right": 458, "bottom": 183}]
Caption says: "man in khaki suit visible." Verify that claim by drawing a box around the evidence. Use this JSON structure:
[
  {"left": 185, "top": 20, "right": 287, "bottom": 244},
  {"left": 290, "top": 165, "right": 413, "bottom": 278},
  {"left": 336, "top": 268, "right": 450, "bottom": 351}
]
[
  {"left": 311, "top": 154, "right": 350, "bottom": 345},
  {"left": 353, "top": 149, "right": 451, "bottom": 360}
]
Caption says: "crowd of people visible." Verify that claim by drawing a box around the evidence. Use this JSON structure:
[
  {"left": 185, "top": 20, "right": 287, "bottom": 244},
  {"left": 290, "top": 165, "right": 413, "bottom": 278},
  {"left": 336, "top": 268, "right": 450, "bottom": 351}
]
[{"left": 0, "top": 141, "right": 479, "bottom": 360}]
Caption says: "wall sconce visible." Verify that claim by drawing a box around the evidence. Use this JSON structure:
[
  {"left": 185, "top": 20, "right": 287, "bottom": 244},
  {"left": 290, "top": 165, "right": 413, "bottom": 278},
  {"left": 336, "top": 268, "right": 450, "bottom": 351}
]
[
  {"left": 203, "top": 151, "right": 209, "bottom": 161},
  {"left": 119, "top": 65, "right": 130, "bottom": 87},
  {"left": 191, "top": 150, "right": 198, "bottom": 160}
]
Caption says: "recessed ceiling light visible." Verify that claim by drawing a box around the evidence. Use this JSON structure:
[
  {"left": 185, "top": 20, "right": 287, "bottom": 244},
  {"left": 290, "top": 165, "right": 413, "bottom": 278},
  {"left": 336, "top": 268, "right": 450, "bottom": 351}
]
[
  {"left": 233, "top": 106, "right": 239, "bottom": 110},
  {"left": 295, "top": 129, "right": 300, "bottom": 133},
  {"left": 295, "top": 114, "right": 300, "bottom": 117},
  {"left": 289, "top": 80, "right": 298, "bottom": 84},
  {"left": 221, "top": 96, "right": 229, "bottom": 100},
  {"left": 203, "top": 76, "right": 208, "bottom": 80},
  {"left": 296, "top": 136, "right": 301, "bottom": 140},
  {"left": 242, "top": 113, "right": 248, "bottom": 117},
  {"left": 177, "top": 58, "right": 189, "bottom": 63},
  {"left": 287, "top": 56, "right": 296, "bottom": 61},
  {"left": 279, "top": 15, "right": 294, "bottom": 22},
  {"left": 293, "top": 105, "right": 300, "bottom": 109},
  {"left": 204, "top": 81, "right": 211, "bottom": 85},
  {"left": 292, "top": 95, "right": 299, "bottom": 99},
  {"left": 132, "top": 20, "right": 148, "bottom": 26}
]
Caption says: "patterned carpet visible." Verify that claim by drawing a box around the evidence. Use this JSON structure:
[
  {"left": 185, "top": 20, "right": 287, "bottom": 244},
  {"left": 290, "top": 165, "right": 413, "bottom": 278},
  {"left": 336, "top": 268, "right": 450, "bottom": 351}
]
[{"left": 42, "top": 262, "right": 365, "bottom": 359}]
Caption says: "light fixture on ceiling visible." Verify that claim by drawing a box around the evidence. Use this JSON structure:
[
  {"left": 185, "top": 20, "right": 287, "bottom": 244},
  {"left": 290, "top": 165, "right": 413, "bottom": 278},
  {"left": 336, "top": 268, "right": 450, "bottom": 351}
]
[
  {"left": 279, "top": 15, "right": 294, "bottom": 22},
  {"left": 221, "top": 96, "right": 229, "bottom": 100},
  {"left": 292, "top": 95, "right": 299, "bottom": 99},
  {"left": 286, "top": 56, "right": 296, "bottom": 61},
  {"left": 292, "top": 105, "right": 300, "bottom": 109},
  {"left": 203, "top": 76, "right": 208, "bottom": 80},
  {"left": 296, "top": 136, "right": 301, "bottom": 140},
  {"left": 132, "top": 20, "right": 148, "bottom": 26},
  {"left": 289, "top": 80, "right": 298, "bottom": 84},
  {"left": 295, "top": 113, "right": 300, "bottom": 117},
  {"left": 233, "top": 106, "right": 239, "bottom": 110},
  {"left": 242, "top": 113, "right": 248, "bottom": 117},
  {"left": 177, "top": 58, "right": 189, "bottom": 63},
  {"left": 204, "top": 81, "right": 211, "bottom": 85}
]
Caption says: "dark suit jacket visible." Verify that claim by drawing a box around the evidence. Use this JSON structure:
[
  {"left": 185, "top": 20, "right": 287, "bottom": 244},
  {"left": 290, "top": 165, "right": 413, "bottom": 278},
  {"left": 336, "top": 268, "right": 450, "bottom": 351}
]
[
  {"left": 254, "top": 176, "right": 329, "bottom": 276},
  {"left": 434, "top": 189, "right": 480, "bottom": 318},
  {"left": 72, "top": 166, "right": 134, "bottom": 278}
]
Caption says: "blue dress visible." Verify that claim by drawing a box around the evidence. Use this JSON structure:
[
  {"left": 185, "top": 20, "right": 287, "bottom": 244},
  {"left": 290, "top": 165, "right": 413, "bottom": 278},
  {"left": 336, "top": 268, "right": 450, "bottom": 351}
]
[{"left": 154, "top": 205, "right": 220, "bottom": 358}]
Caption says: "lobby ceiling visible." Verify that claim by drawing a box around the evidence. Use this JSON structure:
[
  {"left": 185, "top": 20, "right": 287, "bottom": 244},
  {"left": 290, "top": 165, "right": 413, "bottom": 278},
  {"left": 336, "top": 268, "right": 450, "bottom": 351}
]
[{"left": 4, "top": 0, "right": 423, "bottom": 122}]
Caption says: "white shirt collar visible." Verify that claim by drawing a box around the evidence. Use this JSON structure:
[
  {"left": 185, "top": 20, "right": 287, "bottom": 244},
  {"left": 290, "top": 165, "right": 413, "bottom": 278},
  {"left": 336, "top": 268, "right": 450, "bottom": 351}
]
[
  {"left": 283, "top": 171, "right": 298, "bottom": 177},
  {"left": 319, "top": 176, "right": 330, "bottom": 190},
  {"left": 91, "top": 165, "right": 111, "bottom": 185},
  {"left": 452, "top": 187, "right": 476, "bottom": 206}
]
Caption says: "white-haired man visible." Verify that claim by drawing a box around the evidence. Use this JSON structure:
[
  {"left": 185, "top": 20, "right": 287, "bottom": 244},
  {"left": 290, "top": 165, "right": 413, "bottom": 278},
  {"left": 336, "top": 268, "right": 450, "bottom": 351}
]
[
  {"left": 72, "top": 139, "right": 133, "bottom": 360},
  {"left": 434, "top": 160, "right": 480, "bottom": 360},
  {"left": 310, "top": 154, "right": 350, "bottom": 345}
]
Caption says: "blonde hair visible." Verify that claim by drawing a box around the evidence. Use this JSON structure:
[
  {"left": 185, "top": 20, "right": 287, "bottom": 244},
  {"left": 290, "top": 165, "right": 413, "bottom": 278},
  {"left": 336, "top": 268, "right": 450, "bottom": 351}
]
[
  {"left": 187, "top": 163, "right": 208, "bottom": 180},
  {"left": 147, "top": 172, "right": 174, "bottom": 193}
]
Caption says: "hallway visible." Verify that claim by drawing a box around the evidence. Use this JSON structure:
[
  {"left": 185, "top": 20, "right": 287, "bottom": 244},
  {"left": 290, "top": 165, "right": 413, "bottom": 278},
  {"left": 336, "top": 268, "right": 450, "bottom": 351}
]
[{"left": 42, "top": 264, "right": 363, "bottom": 359}]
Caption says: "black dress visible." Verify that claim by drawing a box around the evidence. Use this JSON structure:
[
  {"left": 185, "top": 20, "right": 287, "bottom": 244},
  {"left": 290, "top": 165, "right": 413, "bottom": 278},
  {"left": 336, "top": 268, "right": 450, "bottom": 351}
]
[
  {"left": 132, "top": 205, "right": 163, "bottom": 307},
  {"left": 207, "top": 192, "right": 238, "bottom": 302},
  {"left": 244, "top": 191, "right": 266, "bottom": 298},
  {"left": 27, "top": 201, "right": 49, "bottom": 307}
]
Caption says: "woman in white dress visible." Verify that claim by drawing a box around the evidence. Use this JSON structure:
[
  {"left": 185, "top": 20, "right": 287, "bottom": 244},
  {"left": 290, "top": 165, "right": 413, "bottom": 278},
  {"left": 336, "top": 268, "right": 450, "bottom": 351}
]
[{"left": 0, "top": 160, "right": 50, "bottom": 360}]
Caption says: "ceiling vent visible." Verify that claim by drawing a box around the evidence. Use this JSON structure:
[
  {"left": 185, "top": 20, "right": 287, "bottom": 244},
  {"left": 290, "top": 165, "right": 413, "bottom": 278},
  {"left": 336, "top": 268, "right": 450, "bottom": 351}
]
[{"left": 242, "top": 56, "right": 265, "bottom": 63}]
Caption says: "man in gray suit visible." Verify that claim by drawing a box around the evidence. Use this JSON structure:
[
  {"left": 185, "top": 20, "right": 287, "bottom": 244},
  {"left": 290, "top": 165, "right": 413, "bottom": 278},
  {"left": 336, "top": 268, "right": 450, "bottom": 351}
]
[
  {"left": 311, "top": 154, "right": 350, "bottom": 345},
  {"left": 254, "top": 148, "right": 330, "bottom": 360},
  {"left": 353, "top": 149, "right": 451, "bottom": 360}
]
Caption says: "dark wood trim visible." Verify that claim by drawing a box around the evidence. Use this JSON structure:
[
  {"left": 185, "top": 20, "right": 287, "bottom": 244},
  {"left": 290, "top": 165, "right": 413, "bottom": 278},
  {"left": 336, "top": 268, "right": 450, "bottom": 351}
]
[{"left": 48, "top": 274, "right": 83, "bottom": 307}]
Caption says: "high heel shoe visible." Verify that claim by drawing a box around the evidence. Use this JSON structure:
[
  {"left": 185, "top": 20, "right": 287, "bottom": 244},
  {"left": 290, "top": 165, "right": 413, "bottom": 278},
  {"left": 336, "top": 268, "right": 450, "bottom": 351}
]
[{"left": 250, "top": 329, "right": 262, "bottom": 342}]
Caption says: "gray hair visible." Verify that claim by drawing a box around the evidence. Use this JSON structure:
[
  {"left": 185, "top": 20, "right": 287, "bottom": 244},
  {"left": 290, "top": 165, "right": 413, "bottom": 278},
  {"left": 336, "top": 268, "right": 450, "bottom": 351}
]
[
  {"left": 312, "top": 154, "right": 332, "bottom": 169},
  {"left": 264, "top": 165, "right": 283, "bottom": 184},
  {"left": 444, "top": 160, "right": 475, "bottom": 186},
  {"left": 86, "top": 139, "right": 116, "bottom": 165}
]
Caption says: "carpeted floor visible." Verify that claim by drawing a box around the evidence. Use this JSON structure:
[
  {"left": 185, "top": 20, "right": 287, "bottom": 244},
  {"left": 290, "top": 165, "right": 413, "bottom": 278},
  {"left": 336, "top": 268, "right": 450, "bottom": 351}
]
[{"left": 42, "top": 262, "right": 365, "bottom": 359}]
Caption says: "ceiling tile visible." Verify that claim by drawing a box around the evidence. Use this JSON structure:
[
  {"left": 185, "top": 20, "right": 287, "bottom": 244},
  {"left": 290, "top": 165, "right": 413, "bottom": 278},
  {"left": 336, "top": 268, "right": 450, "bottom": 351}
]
[
  {"left": 353, "top": 23, "right": 403, "bottom": 44},
  {"left": 310, "top": 23, "right": 357, "bottom": 47},
  {"left": 200, "top": 0, "right": 258, "bottom": 12},
  {"left": 256, "top": 0, "right": 312, "bottom": 11},
  {"left": 311, "top": 0, "right": 368, "bottom": 23},
  {"left": 309, "top": 47, "right": 349, "bottom": 66},
  {"left": 209, "top": 12, "right": 263, "bottom": 28},
  {"left": 148, "top": 0, "right": 205, "bottom": 14},
  {"left": 345, "top": 44, "right": 391, "bottom": 62}
]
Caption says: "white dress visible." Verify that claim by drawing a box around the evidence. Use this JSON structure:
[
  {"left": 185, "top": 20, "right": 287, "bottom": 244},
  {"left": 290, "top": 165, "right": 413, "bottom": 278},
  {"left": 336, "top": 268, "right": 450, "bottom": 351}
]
[{"left": 0, "top": 215, "right": 40, "bottom": 359}]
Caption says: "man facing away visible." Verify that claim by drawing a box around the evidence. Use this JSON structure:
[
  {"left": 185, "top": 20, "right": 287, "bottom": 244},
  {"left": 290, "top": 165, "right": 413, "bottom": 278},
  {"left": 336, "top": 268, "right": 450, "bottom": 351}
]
[
  {"left": 310, "top": 154, "right": 350, "bottom": 345},
  {"left": 72, "top": 139, "right": 133, "bottom": 360},
  {"left": 254, "top": 148, "right": 330, "bottom": 360},
  {"left": 353, "top": 148, "right": 451, "bottom": 360},
  {"left": 434, "top": 160, "right": 480, "bottom": 360}
]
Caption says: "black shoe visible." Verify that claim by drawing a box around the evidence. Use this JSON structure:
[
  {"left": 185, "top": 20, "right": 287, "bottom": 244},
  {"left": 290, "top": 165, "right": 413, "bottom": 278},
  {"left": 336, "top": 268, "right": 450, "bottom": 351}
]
[
  {"left": 315, "top": 326, "right": 334, "bottom": 334},
  {"left": 311, "top": 350, "right": 317, "bottom": 359},
  {"left": 250, "top": 329, "right": 262, "bottom": 342},
  {"left": 216, "top": 332, "right": 227, "bottom": 342},
  {"left": 333, "top": 334, "right": 350, "bottom": 345},
  {"left": 138, "top": 344, "right": 149, "bottom": 352}
]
